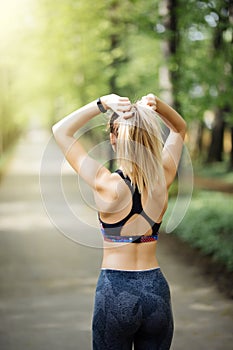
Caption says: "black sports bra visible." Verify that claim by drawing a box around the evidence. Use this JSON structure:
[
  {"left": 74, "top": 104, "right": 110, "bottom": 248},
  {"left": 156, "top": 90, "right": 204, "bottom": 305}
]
[{"left": 98, "top": 169, "right": 161, "bottom": 243}]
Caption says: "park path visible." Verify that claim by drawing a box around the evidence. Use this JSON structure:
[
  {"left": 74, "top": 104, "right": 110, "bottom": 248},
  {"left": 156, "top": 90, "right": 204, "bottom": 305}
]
[
  {"left": 0, "top": 128, "right": 232, "bottom": 350},
  {"left": 194, "top": 177, "right": 233, "bottom": 194}
]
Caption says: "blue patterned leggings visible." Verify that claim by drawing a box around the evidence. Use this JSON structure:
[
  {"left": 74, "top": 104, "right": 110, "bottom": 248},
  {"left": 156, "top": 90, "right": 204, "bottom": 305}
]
[{"left": 92, "top": 268, "right": 173, "bottom": 350}]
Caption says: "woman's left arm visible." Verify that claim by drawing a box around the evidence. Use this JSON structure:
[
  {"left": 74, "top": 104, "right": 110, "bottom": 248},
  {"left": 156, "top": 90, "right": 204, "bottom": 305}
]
[{"left": 52, "top": 95, "right": 131, "bottom": 190}]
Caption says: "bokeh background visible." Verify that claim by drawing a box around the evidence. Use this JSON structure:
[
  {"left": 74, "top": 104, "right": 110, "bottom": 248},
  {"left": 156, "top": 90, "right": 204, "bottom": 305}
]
[
  {"left": 1, "top": 0, "right": 233, "bottom": 274},
  {"left": 0, "top": 0, "right": 233, "bottom": 349}
]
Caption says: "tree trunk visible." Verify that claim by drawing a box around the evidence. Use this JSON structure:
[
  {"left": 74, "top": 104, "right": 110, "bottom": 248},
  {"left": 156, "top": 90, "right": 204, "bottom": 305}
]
[
  {"left": 167, "top": 0, "right": 181, "bottom": 112},
  {"left": 158, "top": 0, "right": 181, "bottom": 109},
  {"left": 158, "top": 0, "right": 180, "bottom": 142},
  {"left": 207, "top": 109, "right": 225, "bottom": 162},
  {"left": 229, "top": 126, "right": 233, "bottom": 170},
  {"left": 108, "top": 1, "right": 122, "bottom": 171},
  {"left": 188, "top": 120, "right": 204, "bottom": 159},
  {"left": 206, "top": 1, "right": 231, "bottom": 163}
]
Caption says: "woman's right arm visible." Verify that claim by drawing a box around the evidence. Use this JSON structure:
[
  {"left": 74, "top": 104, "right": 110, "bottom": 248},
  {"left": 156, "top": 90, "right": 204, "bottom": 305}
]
[
  {"left": 154, "top": 96, "right": 186, "bottom": 140},
  {"left": 144, "top": 94, "right": 187, "bottom": 188}
]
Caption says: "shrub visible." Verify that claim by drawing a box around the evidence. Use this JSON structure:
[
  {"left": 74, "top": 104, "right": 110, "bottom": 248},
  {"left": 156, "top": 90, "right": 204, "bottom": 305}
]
[{"left": 163, "top": 191, "right": 233, "bottom": 271}]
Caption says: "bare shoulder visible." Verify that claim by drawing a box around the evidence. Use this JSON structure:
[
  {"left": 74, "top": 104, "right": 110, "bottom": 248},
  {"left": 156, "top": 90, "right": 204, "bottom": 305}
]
[{"left": 94, "top": 171, "right": 130, "bottom": 213}]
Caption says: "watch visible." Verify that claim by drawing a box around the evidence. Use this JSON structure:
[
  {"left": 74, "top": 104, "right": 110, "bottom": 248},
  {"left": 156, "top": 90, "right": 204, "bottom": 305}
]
[{"left": 97, "top": 98, "right": 107, "bottom": 113}]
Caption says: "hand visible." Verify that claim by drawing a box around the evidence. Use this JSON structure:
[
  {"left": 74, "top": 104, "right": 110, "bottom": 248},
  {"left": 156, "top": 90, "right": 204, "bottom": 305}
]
[
  {"left": 100, "top": 94, "right": 132, "bottom": 118},
  {"left": 137, "top": 93, "right": 157, "bottom": 111}
]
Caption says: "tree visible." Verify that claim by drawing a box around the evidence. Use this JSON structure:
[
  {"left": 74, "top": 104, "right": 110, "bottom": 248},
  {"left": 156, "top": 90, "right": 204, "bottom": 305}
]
[
  {"left": 207, "top": 0, "right": 233, "bottom": 164},
  {"left": 154, "top": 0, "right": 232, "bottom": 168},
  {"left": 0, "top": 0, "right": 36, "bottom": 164}
]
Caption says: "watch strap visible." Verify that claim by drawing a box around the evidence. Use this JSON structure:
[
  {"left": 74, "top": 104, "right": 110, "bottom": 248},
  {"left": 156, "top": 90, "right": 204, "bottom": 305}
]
[{"left": 97, "top": 98, "right": 107, "bottom": 113}]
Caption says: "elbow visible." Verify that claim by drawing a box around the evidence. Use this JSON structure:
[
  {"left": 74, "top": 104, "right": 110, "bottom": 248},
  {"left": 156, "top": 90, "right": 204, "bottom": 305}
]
[
  {"left": 51, "top": 123, "right": 56, "bottom": 136},
  {"left": 52, "top": 121, "right": 73, "bottom": 139},
  {"left": 182, "top": 119, "right": 187, "bottom": 133},
  {"left": 52, "top": 123, "right": 74, "bottom": 152},
  {"left": 52, "top": 123, "right": 59, "bottom": 140},
  {"left": 179, "top": 119, "right": 187, "bottom": 139},
  {"left": 175, "top": 118, "right": 187, "bottom": 140},
  {"left": 52, "top": 123, "right": 59, "bottom": 135},
  {"left": 52, "top": 122, "right": 64, "bottom": 143}
]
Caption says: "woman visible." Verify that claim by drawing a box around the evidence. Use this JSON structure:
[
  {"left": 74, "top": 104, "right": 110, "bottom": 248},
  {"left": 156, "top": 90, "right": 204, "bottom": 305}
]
[{"left": 52, "top": 93, "right": 186, "bottom": 350}]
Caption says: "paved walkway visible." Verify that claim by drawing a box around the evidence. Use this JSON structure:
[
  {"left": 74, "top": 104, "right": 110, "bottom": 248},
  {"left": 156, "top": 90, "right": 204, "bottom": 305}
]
[{"left": 0, "top": 129, "right": 232, "bottom": 350}]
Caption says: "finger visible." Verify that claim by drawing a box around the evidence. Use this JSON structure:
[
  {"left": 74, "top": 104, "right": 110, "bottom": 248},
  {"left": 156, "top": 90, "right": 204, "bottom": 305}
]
[
  {"left": 117, "top": 104, "right": 132, "bottom": 112},
  {"left": 147, "top": 101, "right": 156, "bottom": 107},
  {"left": 117, "top": 107, "right": 131, "bottom": 112},
  {"left": 123, "top": 111, "right": 135, "bottom": 119},
  {"left": 146, "top": 93, "right": 156, "bottom": 99},
  {"left": 147, "top": 103, "right": 157, "bottom": 111},
  {"left": 118, "top": 97, "right": 130, "bottom": 102},
  {"left": 117, "top": 101, "right": 131, "bottom": 107}
]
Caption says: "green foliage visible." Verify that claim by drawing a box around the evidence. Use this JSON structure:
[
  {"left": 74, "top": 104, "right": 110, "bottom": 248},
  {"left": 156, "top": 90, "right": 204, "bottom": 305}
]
[
  {"left": 1, "top": 0, "right": 232, "bottom": 164},
  {"left": 194, "top": 161, "right": 233, "bottom": 183},
  {"left": 165, "top": 191, "right": 233, "bottom": 271},
  {"left": 168, "top": 179, "right": 179, "bottom": 197},
  {"left": 1, "top": 1, "right": 232, "bottom": 272},
  {"left": 0, "top": 0, "right": 37, "bottom": 155},
  {"left": 36, "top": 0, "right": 162, "bottom": 122},
  {"left": 157, "top": 0, "right": 233, "bottom": 122}
]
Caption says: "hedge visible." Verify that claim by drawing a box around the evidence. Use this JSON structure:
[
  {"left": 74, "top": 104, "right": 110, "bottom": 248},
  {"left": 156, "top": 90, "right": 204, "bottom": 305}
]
[{"left": 163, "top": 191, "right": 233, "bottom": 272}]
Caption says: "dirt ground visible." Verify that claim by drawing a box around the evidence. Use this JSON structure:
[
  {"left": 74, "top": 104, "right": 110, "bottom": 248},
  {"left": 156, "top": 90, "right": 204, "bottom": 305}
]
[{"left": 194, "top": 177, "right": 233, "bottom": 194}]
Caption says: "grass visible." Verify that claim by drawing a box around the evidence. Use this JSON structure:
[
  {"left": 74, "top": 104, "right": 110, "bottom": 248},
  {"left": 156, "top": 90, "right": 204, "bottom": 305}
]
[{"left": 163, "top": 190, "right": 233, "bottom": 272}]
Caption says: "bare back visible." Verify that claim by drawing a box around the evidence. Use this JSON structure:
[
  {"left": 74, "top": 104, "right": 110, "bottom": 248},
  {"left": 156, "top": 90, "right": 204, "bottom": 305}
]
[{"left": 97, "top": 171, "right": 168, "bottom": 270}]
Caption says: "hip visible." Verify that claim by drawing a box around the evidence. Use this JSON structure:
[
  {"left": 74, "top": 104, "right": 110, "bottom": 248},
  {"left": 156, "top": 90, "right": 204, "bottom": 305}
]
[{"left": 96, "top": 267, "right": 171, "bottom": 301}]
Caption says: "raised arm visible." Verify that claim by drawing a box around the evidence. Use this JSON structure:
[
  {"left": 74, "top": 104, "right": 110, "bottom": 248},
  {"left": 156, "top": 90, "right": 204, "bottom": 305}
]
[
  {"left": 143, "top": 94, "right": 187, "bottom": 188},
  {"left": 52, "top": 94, "right": 131, "bottom": 190},
  {"left": 154, "top": 96, "right": 186, "bottom": 139}
]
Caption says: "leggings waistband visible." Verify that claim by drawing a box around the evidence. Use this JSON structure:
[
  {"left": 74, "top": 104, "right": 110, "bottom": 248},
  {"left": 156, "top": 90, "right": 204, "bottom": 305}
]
[
  {"left": 100, "top": 267, "right": 161, "bottom": 279},
  {"left": 101, "top": 267, "right": 160, "bottom": 272}
]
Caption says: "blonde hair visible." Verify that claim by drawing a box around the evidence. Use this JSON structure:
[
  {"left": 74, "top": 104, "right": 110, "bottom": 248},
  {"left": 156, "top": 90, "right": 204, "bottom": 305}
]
[{"left": 110, "top": 104, "right": 164, "bottom": 196}]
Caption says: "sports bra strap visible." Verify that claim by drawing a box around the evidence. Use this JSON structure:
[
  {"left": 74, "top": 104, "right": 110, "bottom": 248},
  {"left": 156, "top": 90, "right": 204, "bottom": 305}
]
[{"left": 98, "top": 169, "right": 162, "bottom": 242}]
